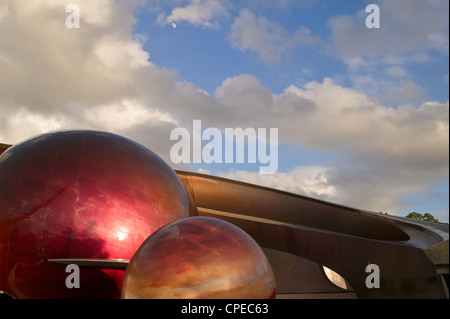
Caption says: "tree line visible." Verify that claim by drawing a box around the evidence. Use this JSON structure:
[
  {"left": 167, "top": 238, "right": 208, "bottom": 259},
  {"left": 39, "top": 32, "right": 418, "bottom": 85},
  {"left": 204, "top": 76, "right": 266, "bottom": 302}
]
[
  {"left": 379, "top": 211, "right": 447, "bottom": 224},
  {"left": 405, "top": 212, "right": 442, "bottom": 223}
]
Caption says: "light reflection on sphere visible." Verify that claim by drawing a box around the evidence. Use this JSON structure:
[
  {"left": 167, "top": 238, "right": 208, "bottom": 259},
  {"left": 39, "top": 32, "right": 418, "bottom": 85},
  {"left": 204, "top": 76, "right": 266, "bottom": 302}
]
[
  {"left": 0, "top": 130, "right": 189, "bottom": 298},
  {"left": 122, "top": 216, "right": 276, "bottom": 299}
]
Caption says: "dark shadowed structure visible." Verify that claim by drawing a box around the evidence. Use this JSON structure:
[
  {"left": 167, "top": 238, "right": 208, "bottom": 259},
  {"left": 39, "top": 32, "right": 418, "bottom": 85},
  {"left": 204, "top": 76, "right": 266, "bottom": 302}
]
[{"left": 176, "top": 171, "right": 448, "bottom": 299}]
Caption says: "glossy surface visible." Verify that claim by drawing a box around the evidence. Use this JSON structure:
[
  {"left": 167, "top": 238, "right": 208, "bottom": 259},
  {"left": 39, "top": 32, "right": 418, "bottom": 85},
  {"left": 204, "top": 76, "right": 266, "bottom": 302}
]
[
  {"left": 0, "top": 131, "right": 189, "bottom": 298},
  {"left": 176, "top": 171, "right": 448, "bottom": 298},
  {"left": 176, "top": 171, "right": 410, "bottom": 241},
  {"left": 122, "top": 216, "right": 276, "bottom": 299}
]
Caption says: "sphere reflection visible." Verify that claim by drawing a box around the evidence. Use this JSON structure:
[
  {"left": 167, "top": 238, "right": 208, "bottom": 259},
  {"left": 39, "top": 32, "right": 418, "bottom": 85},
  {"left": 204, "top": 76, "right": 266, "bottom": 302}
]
[
  {"left": 0, "top": 130, "right": 189, "bottom": 298},
  {"left": 122, "top": 216, "right": 276, "bottom": 299}
]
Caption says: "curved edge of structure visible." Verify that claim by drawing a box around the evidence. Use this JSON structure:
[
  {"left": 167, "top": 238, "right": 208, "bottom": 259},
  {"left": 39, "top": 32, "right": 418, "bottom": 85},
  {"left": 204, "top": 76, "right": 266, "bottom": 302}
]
[{"left": 176, "top": 170, "right": 449, "bottom": 299}]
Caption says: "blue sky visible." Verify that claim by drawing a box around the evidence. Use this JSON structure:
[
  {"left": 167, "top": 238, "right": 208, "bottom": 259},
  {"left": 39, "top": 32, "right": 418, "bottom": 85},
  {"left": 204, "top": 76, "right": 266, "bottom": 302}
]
[
  {"left": 134, "top": 2, "right": 354, "bottom": 94},
  {"left": 0, "top": 0, "right": 448, "bottom": 222},
  {"left": 136, "top": 1, "right": 448, "bottom": 101}
]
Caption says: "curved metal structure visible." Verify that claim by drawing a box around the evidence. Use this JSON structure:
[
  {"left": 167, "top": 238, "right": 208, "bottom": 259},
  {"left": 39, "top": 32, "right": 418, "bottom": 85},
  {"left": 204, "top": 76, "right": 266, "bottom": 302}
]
[{"left": 176, "top": 170, "right": 449, "bottom": 298}]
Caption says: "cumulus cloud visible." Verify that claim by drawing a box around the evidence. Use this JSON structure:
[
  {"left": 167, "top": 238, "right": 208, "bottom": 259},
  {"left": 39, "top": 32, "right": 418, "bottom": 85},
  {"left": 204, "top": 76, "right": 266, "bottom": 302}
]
[
  {"left": 84, "top": 99, "right": 178, "bottom": 132},
  {"left": 229, "top": 9, "right": 319, "bottom": 64},
  {"left": 0, "top": 0, "right": 148, "bottom": 115},
  {"left": 218, "top": 161, "right": 447, "bottom": 214},
  {"left": 219, "top": 165, "right": 338, "bottom": 201},
  {"left": 328, "top": 0, "right": 449, "bottom": 63},
  {"left": 215, "top": 76, "right": 449, "bottom": 212},
  {"left": 327, "top": 0, "right": 449, "bottom": 104},
  {"left": 0, "top": 0, "right": 186, "bottom": 165}
]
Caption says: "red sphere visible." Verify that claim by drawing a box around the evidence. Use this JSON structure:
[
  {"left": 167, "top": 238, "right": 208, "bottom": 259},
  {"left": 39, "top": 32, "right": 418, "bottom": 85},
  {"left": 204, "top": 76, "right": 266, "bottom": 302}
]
[
  {"left": 121, "top": 216, "right": 276, "bottom": 299},
  {"left": 0, "top": 130, "right": 189, "bottom": 298}
]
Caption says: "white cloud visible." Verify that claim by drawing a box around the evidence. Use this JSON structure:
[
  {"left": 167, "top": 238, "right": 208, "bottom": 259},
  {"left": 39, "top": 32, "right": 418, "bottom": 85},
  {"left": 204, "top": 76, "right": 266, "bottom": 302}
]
[
  {"left": 94, "top": 37, "right": 150, "bottom": 71},
  {"left": 229, "top": 9, "right": 319, "bottom": 64},
  {"left": 384, "top": 81, "right": 428, "bottom": 106},
  {"left": 215, "top": 76, "right": 449, "bottom": 213},
  {"left": 158, "top": 0, "right": 229, "bottom": 28},
  {"left": 215, "top": 74, "right": 273, "bottom": 120},
  {"left": 233, "top": 0, "right": 314, "bottom": 13},
  {"left": 0, "top": 3, "right": 9, "bottom": 21},
  {"left": 385, "top": 66, "right": 410, "bottom": 79},
  {"left": 327, "top": 0, "right": 449, "bottom": 105},
  {"left": 211, "top": 75, "right": 449, "bottom": 178},
  {"left": 275, "top": 79, "right": 449, "bottom": 168},
  {"left": 197, "top": 168, "right": 211, "bottom": 175},
  {"left": 219, "top": 165, "right": 338, "bottom": 201},
  {"left": 0, "top": 109, "right": 69, "bottom": 143},
  {"left": 329, "top": 0, "right": 449, "bottom": 63},
  {"left": 0, "top": 0, "right": 151, "bottom": 115},
  {"left": 85, "top": 99, "right": 178, "bottom": 132}
]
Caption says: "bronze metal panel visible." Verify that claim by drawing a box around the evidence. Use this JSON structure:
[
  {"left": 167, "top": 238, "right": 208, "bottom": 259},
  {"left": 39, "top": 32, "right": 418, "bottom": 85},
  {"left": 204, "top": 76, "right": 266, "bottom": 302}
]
[{"left": 176, "top": 170, "right": 448, "bottom": 298}]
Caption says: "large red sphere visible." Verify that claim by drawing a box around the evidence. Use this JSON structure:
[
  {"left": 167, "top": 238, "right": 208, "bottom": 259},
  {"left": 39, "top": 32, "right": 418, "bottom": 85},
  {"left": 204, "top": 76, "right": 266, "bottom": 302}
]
[
  {"left": 0, "top": 130, "right": 189, "bottom": 298},
  {"left": 121, "top": 216, "right": 276, "bottom": 299}
]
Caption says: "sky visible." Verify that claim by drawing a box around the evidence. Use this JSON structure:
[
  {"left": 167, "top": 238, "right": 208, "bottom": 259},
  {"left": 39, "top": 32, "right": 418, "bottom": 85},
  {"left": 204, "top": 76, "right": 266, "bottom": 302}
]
[{"left": 0, "top": 0, "right": 448, "bottom": 222}]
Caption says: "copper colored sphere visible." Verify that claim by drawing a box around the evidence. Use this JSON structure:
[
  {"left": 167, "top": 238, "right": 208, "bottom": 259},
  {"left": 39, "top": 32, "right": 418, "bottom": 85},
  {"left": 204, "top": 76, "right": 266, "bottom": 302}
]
[
  {"left": 0, "top": 130, "right": 189, "bottom": 298},
  {"left": 121, "top": 216, "right": 276, "bottom": 299}
]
